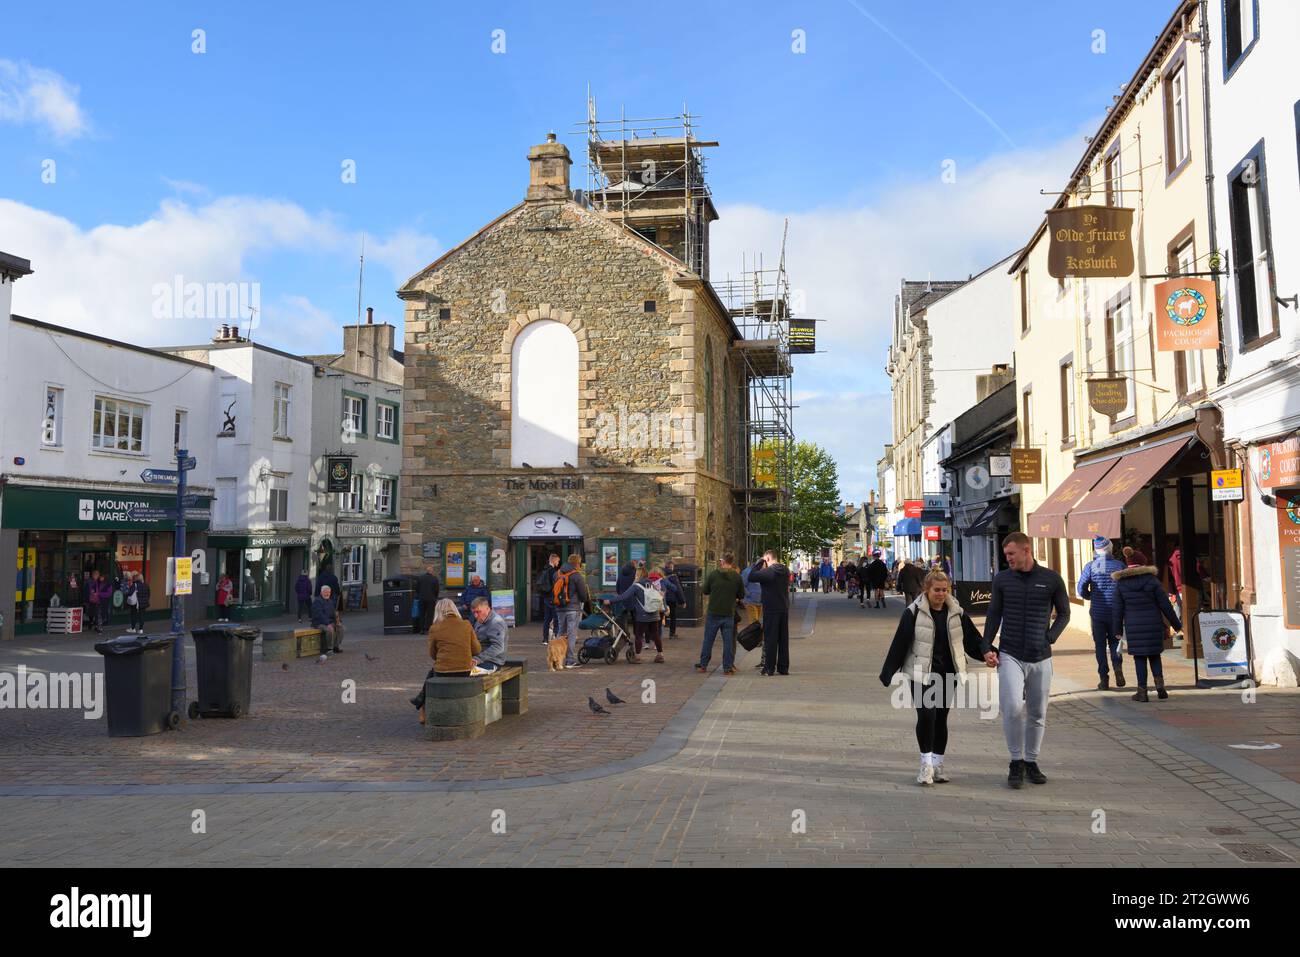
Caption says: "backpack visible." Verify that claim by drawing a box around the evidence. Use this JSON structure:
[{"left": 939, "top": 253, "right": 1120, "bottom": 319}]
[
  {"left": 553, "top": 570, "right": 575, "bottom": 606},
  {"left": 535, "top": 565, "right": 555, "bottom": 596},
  {"left": 638, "top": 582, "right": 665, "bottom": 614}
]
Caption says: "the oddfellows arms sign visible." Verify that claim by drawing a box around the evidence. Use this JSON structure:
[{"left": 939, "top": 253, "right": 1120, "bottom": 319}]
[{"left": 1047, "top": 205, "right": 1135, "bottom": 279}]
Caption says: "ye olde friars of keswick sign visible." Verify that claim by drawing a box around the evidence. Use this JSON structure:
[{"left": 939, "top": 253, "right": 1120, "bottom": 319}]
[{"left": 1047, "top": 204, "right": 1134, "bottom": 279}]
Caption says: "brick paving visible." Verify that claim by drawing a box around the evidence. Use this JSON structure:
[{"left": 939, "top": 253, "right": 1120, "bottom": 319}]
[{"left": 2, "top": 593, "right": 1298, "bottom": 866}]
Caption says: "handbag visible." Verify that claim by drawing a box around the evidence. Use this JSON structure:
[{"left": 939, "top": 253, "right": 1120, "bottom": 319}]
[{"left": 736, "top": 620, "right": 763, "bottom": 651}]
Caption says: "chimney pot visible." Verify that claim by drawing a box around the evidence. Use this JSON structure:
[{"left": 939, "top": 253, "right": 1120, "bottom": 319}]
[{"left": 366, "top": 306, "right": 373, "bottom": 325}]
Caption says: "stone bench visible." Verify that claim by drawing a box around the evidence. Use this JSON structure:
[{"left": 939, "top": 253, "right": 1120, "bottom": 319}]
[
  {"left": 424, "top": 659, "right": 529, "bottom": 741},
  {"left": 261, "top": 627, "right": 325, "bottom": 662}
]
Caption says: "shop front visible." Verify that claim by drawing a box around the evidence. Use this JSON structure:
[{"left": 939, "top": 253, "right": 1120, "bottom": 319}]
[
  {"left": 332, "top": 519, "right": 402, "bottom": 609},
  {"left": 207, "top": 530, "right": 310, "bottom": 621},
  {"left": 506, "top": 512, "right": 587, "bottom": 625},
  {"left": 1, "top": 484, "right": 211, "bottom": 637}
]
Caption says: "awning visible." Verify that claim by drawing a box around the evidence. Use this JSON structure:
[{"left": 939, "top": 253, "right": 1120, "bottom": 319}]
[
  {"left": 893, "top": 517, "right": 921, "bottom": 536},
  {"left": 964, "top": 501, "right": 1006, "bottom": 536},
  {"left": 1025, "top": 459, "right": 1119, "bottom": 538},
  {"left": 1065, "top": 439, "right": 1191, "bottom": 539}
]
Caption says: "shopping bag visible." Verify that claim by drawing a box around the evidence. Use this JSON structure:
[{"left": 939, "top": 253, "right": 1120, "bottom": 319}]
[{"left": 736, "top": 620, "right": 763, "bottom": 651}]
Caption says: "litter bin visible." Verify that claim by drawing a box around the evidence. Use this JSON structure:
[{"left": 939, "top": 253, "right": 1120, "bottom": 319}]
[
  {"left": 94, "top": 634, "right": 179, "bottom": 737},
  {"left": 189, "top": 623, "right": 259, "bottom": 719},
  {"left": 383, "top": 575, "right": 414, "bottom": 634},
  {"left": 676, "top": 563, "right": 701, "bottom": 628}
]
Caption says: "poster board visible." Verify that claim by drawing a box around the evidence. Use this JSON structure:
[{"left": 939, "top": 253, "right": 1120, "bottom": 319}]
[
  {"left": 445, "top": 541, "right": 466, "bottom": 588},
  {"left": 1196, "top": 610, "right": 1250, "bottom": 676},
  {"left": 491, "top": 589, "right": 516, "bottom": 627}
]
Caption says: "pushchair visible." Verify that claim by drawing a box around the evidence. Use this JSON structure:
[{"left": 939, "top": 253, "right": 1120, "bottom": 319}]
[
  {"left": 577, "top": 597, "right": 636, "bottom": 664},
  {"left": 847, "top": 577, "right": 861, "bottom": 600}
]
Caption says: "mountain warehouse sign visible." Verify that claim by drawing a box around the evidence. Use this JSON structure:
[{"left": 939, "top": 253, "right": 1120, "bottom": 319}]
[
  {"left": 0, "top": 486, "right": 212, "bottom": 531},
  {"left": 1047, "top": 204, "right": 1134, "bottom": 278}
]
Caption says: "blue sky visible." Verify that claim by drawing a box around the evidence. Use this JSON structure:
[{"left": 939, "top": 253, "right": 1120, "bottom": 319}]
[{"left": 1, "top": 0, "right": 1181, "bottom": 501}]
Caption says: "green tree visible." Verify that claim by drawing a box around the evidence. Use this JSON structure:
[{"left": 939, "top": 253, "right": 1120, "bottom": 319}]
[{"left": 751, "top": 440, "right": 843, "bottom": 559}]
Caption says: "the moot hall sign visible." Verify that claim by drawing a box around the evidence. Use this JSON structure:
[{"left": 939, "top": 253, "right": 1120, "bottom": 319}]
[{"left": 1047, "top": 204, "right": 1134, "bottom": 279}]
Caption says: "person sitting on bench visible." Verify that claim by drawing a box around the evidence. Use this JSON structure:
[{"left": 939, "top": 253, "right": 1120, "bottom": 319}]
[
  {"left": 409, "top": 598, "right": 481, "bottom": 724},
  {"left": 311, "top": 586, "right": 342, "bottom": 655},
  {"left": 470, "top": 596, "right": 508, "bottom": 673},
  {"left": 460, "top": 575, "right": 490, "bottom": 617}
]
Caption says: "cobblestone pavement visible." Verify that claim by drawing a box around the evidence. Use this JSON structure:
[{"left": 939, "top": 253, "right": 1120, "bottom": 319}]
[{"left": 2, "top": 593, "right": 1298, "bottom": 866}]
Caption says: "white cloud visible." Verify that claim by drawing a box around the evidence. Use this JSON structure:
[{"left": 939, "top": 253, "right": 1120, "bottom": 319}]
[
  {"left": 0, "top": 196, "right": 439, "bottom": 350},
  {"left": 712, "top": 131, "right": 1088, "bottom": 502},
  {"left": 0, "top": 59, "right": 89, "bottom": 140}
]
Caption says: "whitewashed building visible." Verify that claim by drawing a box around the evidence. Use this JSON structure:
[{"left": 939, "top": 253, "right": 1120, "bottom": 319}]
[
  {"left": 1, "top": 252, "right": 219, "bottom": 638},
  {"left": 1205, "top": 0, "right": 1300, "bottom": 672}
]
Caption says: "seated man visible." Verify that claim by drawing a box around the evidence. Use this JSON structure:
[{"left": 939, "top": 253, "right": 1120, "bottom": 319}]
[
  {"left": 469, "top": 596, "right": 508, "bottom": 673},
  {"left": 311, "top": 585, "right": 341, "bottom": 656},
  {"left": 460, "top": 575, "right": 490, "bottom": 616}
]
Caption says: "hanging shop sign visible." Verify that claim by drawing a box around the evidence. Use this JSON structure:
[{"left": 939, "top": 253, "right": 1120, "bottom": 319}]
[
  {"left": 1196, "top": 610, "right": 1250, "bottom": 676},
  {"left": 326, "top": 457, "right": 353, "bottom": 493},
  {"left": 1087, "top": 378, "right": 1130, "bottom": 416},
  {"left": 1257, "top": 437, "right": 1300, "bottom": 489},
  {"left": 1155, "top": 278, "right": 1219, "bottom": 351},
  {"left": 1010, "top": 448, "right": 1042, "bottom": 484},
  {"left": 789, "top": 319, "right": 816, "bottom": 354},
  {"left": 1210, "top": 469, "right": 1244, "bottom": 502},
  {"left": 923, "top": 525, "right": 941, "bottom": 542},
  {"left": 989, "top": 455, "right": 1012, "bottom": 478},
  {"left": 1275, "top": 489, "right": 1300, "bottom": 630},
  {"left": 1046, "top": 204, "right": 1135, "bottom": 278},
  {"left": 903, "top": 500, "right": 924, "bottom": 519}
]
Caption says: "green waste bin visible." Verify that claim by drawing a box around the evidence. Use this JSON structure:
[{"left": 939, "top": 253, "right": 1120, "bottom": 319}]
[
  {"left": 94, "top": 634, "right": 179, "bottom": 737},
  {"left": 189, "top": 623, "right": 260, "bottom": 718}
]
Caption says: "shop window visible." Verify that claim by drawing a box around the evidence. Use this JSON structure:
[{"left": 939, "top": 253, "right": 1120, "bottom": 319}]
[
  {"left": 92, "top": 396, "right": 147, "bottom": 454},
  {"left": 1228, "top": 142, "right": 1277, "bottom": 348},
  {"left": 273, "top": 382, "right": 291, "bottom": 438},
  {"left": 42, "top": 385, "right": 63, "bottom": 447},
  {"left": 510, "top": 319, "right": 578, "bottom": 468},
  {"left": 340, "top": 545, "right": 364, "bottom": 586}
]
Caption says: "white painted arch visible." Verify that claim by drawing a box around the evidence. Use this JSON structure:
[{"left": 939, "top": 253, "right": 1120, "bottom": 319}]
[{"left": 511, "top": 319, "right": 578, "bottom": 468}]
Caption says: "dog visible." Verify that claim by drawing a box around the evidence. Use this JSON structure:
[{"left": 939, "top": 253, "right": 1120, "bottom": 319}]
[{"left": 547, "top": 637, "right": 568, "bottom": 671}]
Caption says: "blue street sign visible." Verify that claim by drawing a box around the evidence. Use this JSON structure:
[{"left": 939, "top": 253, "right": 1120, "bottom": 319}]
[
  {"left": 140, "top": 468, "right": 179, "bottom": 485},
  {"left": 127, "top": 506, "right": 179, "bottom": 522},
  {"left": 180, "top": 456, "right": 197, "bottom": 471},
  {"left": 180, "top": 494, "right": 202, "bottom": 507}
]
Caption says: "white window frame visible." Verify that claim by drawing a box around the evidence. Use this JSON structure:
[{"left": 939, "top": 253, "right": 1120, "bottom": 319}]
[
  {"left": 340, "top": 473, "right": 364, "bottom": 512},
  {"left": 42, "top": 385, "right": 64, "bottom": 447},
  {"left": 173, "top": 408, "right": 189, "bottom": 453},
  {"left": 1174, "top": 239, "right": 1204, "bottom": 395},
  {"left": 269, "top": 474, "right": 289, "bottom": 524},
  {"left": 374, "top": 476, "right": 395, "bottom": 515},
  {"left": 343, "top": 395, "right": 364, "bottom": 437},
  {"left": 1108, "top": 297, "right": 1136, "bottom": 421},
  {"left": 273, "top": 382, "right": 291, "bottom": 438},
  {"left": 92, "top": 396, "right": 149, "bottom": 455},
  {"left": 341, "top": 545, "right": 364, "bottom": 586},
  {"left": 376, "top": 402, "right": 396, "bottom": 440},
  {"left": 1168, "top": 61, "right": 1190, "bottom": 171}
]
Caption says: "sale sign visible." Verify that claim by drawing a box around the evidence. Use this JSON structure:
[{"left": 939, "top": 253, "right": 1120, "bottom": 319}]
[{"left": 1155, "top": 277, "right": 1219, "bottom": 351}]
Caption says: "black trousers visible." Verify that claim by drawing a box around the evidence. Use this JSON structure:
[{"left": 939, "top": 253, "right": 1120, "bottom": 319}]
[
  {"left": 667, "top": 602, "right": 678, "bottom": 636},
  {"left": 761, "top": 610, "right": 790, "bottom": 674},
  {"left": 913, "top": 675, "right": 952, "bottom": 755},
  {"left": 416, "top": 600, "right": 435, "bottom": 635}
]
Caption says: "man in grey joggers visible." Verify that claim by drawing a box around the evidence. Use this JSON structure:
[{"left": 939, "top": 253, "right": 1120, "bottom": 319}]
[{"left": 981, "top": 532, "right": 1071, "bottom": 789}]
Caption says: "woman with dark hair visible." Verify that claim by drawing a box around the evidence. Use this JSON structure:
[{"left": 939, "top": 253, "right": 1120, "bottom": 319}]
[
  {"left": 880, "top": 570, "right": 983, "bottom": 785},
  {"left": 1112, "top": 547, "right": 1181, "bottom": 702}
]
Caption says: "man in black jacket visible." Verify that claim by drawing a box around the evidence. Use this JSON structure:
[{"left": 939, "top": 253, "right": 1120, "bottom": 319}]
[
  {"left": 535, "top": 552, "right": 560, "bottom": 646},
  {"left": 864, "top": 553, "right": 889, "bottom": 609},
  {"left": 981, "top": 532, "right": 1071, "bottom": 790},
  {"left": 896, "top": 559, "right": 925, "bottom": 606},
  {"left": 414, "top": 563, "right": 440, "bottom": 635},
  {"left": 750, "top": 551, "right": 791, "bottom": 676}
]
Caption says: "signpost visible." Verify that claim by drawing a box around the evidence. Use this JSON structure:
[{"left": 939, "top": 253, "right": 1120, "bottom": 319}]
[
  {"left": 169, "top": 449, "right": 196, "bottom": 720},
  {"left": 1210, "top": 469, "right": 1243, "bottom": 502},
  {"left": 1011, "top": 449, "right": 1042, "bottom": 484},
  {"left": 140, "top": 468, "right": 179, "bottom": 486}
]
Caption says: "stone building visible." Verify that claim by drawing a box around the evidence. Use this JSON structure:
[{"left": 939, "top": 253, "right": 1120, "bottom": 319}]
[{"left": 398, "top": 133, "right": 758, "bottom": 621}]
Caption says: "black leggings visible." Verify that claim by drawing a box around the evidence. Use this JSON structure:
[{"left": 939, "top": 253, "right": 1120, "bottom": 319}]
[
  {"left": 913, "top": 677, "right": 951, "bottom": 756},
  {"left": 1133, "top": 654, "right": 1164, "bottom": 689}
]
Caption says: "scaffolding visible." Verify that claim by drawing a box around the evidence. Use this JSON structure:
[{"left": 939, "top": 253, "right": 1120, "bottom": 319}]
[
  {"left": 579, "top": 97, "right": 718, "bottom": 278},
  {"left": 714, "top": 226, "right": 797, "bottom": 558}
]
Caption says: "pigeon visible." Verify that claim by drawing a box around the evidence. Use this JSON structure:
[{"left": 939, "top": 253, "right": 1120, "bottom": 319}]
[
  {"left": 587, "top": 697, "right": 610, "bottom": 715},
  {"left": 364, "top": 653, "right": 379, "bottom": 662},
  {"left": 605, "top": 688, "right": 625, "bottom": 705},
  {"left": 318, "top": 654, "right": 328, "bottom": 664},
  {"left": 281, "top": 663, "right": 290, "bottom": 671}
]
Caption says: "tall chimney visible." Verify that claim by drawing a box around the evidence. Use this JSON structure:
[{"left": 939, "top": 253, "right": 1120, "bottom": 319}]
[
  {"left": 366, "top": 306, "right": 373, "bottom": 325},
  {"left": 526, "top": 132, "right": 571, "bottom": 203}
]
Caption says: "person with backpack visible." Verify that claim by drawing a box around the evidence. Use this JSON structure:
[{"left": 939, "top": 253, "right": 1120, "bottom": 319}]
[
  {"left": 864, "top": 552, "right": 890, "bottom": 609},
  {"left": 608, "top": 565, "right": 667, "bottom": 662},
  {"left": 553, "top": 554, "right": 590, "bottom": 669},
  {"left": 661, "top": 561, "right": 686, "bottom": 638},
  {"left": 1077, "top": 536, "right": 1126, "bottom": 690},
  {"left": 535, "top": 552, "right": 560, "bottom": 646}
]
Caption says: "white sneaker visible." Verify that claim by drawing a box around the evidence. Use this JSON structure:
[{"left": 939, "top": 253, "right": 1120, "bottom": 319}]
[
  {"left": 916, "top": 761, "right": 934, "bottom": 786},
  {"left": 932, "top": 761, "right": 950, "bottom": 783}
]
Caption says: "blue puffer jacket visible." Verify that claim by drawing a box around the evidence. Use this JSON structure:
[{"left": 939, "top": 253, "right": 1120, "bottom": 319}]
[
  {"left": 1077, "top": 555, "right": 1125, "bottom": 619},
  {"left": 1112, "top": 566, "right": 1181, "bottom": 657}
]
